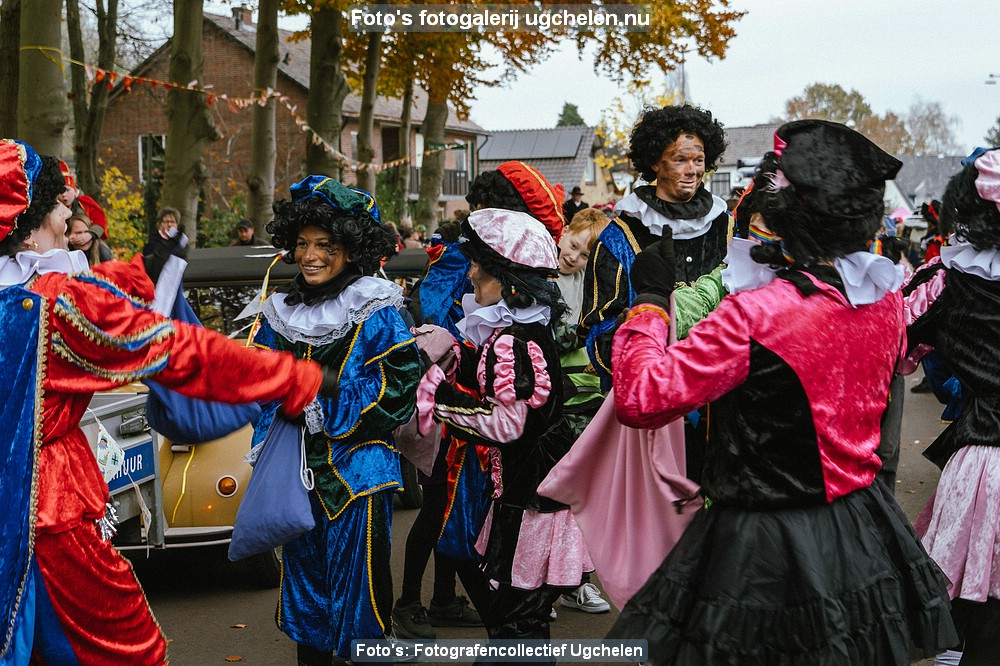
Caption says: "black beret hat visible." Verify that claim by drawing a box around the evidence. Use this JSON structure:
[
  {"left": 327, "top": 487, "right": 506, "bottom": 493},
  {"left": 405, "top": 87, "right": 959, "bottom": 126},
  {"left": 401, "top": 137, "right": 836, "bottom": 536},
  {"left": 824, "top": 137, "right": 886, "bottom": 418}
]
[{"left": 776, "top": 120, "right": 903, "bottom": 219}]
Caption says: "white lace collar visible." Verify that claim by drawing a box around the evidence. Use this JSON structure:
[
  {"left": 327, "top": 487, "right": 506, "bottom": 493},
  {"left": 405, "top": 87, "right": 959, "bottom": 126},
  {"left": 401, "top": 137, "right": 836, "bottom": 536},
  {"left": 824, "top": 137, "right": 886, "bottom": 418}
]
[
  {"left": 720, "top": 237, "right": 779, "bottom": 294},
  {"left": 832, "top": 252, "right": 904, "bottom": 306},
  {"left": 456, "top": 293, "right": 551, "bottom": 348},
  {"left": 940, "top": 238, "right": 1000, "bottom": 281},
  {"left": 0, "top": 248, "right": 90, "bottom": 288},
  {"left": 261, "top": 276, "right": 403, "bottom": 344},
  {"left": 613, "top": 191, "right": 728, "bottom": 240}
]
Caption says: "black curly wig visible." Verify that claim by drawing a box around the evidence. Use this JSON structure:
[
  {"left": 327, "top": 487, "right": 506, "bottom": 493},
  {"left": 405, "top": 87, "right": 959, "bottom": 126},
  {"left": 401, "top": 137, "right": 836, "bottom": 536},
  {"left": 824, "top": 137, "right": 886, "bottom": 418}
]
[
  {"left": 748, "top": 153, "right": 881, "bottom": 267},
  {"left": 466, "top": 170, "right": 531, "bottom": 215},
  {"left": 942, "top": 162, "right": 1000, "bottom": 251},
  {"left": 458, "top": 221, "right": 567, "bottom": 323},
  {"left": 628, "top": 104, "right": 727, "bottom": 182},
  {"left": 266, "top": 195, "right": 396, "bottom": 275},
  {"left": 0, "top": 155, "right": 64, "bottom": 257}
]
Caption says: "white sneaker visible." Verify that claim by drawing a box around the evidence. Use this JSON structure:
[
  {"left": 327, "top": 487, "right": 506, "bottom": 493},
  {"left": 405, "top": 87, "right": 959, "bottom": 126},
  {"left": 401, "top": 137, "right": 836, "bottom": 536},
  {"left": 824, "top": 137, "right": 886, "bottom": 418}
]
[{"left": 560, "top": 582, "right": 610, "bottom": 613}]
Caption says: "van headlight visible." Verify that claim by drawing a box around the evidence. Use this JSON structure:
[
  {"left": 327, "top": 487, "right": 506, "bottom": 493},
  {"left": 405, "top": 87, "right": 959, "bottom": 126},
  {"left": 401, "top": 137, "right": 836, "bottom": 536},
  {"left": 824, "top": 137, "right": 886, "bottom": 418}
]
[{"left": 216, "top": 476, "right": 239, "bottom": 498}]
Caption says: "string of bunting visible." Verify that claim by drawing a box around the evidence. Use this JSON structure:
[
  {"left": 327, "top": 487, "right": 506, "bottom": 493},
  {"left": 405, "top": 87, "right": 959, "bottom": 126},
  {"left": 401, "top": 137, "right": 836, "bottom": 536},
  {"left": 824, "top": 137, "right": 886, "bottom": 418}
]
[{"left": 21, "top": 45, "right": 465, "bottom": 173}]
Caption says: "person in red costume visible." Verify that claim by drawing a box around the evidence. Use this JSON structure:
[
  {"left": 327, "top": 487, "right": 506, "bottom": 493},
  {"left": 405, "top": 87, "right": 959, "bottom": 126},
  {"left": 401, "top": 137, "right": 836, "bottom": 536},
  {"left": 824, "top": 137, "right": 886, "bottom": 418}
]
[
  {"left": 0, "top": 140, "right": 327, "bottom": 665},
  {"left": 607, "top": 121, "right": 958, "bottom": 665}
]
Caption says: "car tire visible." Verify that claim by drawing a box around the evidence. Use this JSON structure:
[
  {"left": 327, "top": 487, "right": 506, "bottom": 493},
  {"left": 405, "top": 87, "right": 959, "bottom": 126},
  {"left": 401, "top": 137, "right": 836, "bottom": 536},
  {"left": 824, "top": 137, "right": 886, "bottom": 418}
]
[
  {"left": 397, "top": 458, "right": 423, "bottom": 510},
  {"left": 245, "top": 548, "right": 282, "bottom": 589}
]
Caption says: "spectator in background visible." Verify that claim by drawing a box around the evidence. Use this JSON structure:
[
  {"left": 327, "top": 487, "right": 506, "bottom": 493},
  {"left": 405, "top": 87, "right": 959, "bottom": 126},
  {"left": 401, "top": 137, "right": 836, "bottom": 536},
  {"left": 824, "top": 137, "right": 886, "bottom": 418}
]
[
  {"left": 231, "top": 218, "right": 270, "bottom": 247},
  {"left": 142, "top": 207, "right": 188, "bottom": 283},
  {"left": 563, "top": 186, "right": 589, "bottom": 223},
  {"left": 75, "top": 194, "right": 108, "bottom": 241},
  {"left": 66, "top": 211, "right": 113, "bottom": 265}
]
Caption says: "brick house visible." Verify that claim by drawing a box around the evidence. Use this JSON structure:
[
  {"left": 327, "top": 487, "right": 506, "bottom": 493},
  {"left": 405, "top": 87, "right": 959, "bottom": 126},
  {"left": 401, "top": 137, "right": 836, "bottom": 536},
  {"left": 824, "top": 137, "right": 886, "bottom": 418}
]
[{"left": 100, "top": 8, "right": 486, "bottom": 224}]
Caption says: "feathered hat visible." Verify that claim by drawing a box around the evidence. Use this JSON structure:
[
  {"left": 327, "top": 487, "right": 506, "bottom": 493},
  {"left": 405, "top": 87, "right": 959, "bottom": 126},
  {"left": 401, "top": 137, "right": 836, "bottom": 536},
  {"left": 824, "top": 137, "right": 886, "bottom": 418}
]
[{"left": 0, "top": 139, "right": 42, "bottom": 243}]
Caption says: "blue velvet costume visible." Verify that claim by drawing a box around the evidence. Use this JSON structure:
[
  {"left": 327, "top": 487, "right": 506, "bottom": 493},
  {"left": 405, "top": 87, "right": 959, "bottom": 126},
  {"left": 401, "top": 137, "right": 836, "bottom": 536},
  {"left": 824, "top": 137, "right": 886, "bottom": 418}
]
[{"left": 251, "top": 282, "right": 419, "bottom": 657}]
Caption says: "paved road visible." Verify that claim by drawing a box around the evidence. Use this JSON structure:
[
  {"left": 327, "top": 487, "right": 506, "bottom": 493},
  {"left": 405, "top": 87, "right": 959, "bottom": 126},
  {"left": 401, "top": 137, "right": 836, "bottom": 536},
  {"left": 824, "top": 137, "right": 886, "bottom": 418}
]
[{"left": 135, "top": 370, "right": 949, "bottom": 664}]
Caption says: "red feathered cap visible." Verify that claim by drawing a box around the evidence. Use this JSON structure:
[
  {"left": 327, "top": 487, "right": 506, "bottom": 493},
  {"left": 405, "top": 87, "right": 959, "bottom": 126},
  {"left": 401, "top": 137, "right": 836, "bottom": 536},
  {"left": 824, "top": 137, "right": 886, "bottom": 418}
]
[
  {"left": 497, "top": 161, "right": 565, "bottom": 241},
  {"left": 76, "top": 194, "right": 108, "bottom": 238}
]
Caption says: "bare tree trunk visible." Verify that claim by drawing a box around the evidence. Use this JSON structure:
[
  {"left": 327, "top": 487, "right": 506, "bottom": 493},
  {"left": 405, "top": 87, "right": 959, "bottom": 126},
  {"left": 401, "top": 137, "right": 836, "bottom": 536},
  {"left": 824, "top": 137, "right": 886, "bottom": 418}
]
[
  {"left": 247, "top": 0, "right": 278, "bottom": 233},
  {"left": 394, "top": 75, "right": 413, "bottom": 202},
  {"left": 161, "top": 0, "right": 220, "bottom": 244},
  {"left": 67, "top": 0, "right": 116, "bottom": 196},
  {"left": 305, "top": 6, "right": 349, "bottom": 176},
  {"left": 414, "top": 97, "right": 447, "bottom": 234},
  {"left": 354, "top": 30, "right": 381, "bottom": 194},
  {"left": 18, "top": 0, "right": 67, "bottom": 155},
  {"left": 0, "top": 0, "right": 21, "bottom": 136}
]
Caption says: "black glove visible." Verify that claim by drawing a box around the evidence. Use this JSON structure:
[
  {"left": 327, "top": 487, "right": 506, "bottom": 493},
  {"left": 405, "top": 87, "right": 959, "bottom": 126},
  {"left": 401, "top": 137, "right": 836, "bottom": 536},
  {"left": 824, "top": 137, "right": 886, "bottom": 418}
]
[
  {"left": 319, "top": 366, "right": 339, "bottom": 400},
  {"left": 629, "top": 228, "right": 676, "bottom": 309}
]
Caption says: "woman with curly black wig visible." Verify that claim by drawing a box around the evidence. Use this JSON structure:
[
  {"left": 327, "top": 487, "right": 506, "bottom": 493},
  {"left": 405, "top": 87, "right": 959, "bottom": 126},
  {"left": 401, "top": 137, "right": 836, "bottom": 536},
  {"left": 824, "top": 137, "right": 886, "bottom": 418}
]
[
  {"left": 902, "top": 148, "right": 1000, "bottom": 665},
  {"left": 414, "top": 208, "right": 592, "bottom": 656},
  {"left": 580, "top": 104, "right": 729, "bottom": 392},
  {"left": 254, "top": 176, "right": 420, "bottom": 665},
  {"left": 0, "top": 141, "right": 324, "bottom": 664},
  {"left": 607, "top": 120, "right": 957, "bottom": 664}
]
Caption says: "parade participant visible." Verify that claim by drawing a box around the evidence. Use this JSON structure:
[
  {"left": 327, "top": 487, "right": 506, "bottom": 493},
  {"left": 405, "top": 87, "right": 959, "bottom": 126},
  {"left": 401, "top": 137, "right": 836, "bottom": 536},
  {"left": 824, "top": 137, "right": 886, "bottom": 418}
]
[
  {"left": 579, "top": 104, "right": 729, "bottom": 389},
  {"left": 608, "top": 120, "right": 956, "bottom": 664},
  {"left": 415, "top": 208, "right": 592, "bottom": 655},
  {"left": 466, "top": 160, "right": 565, "bottom": 241},
  {"left": 903, "top": 148, "right": 1000, "bottom": 665},
  {"left": 255, "top": 176, "right": 420, "bottom": 665},
  {"left": 0, "top": 140, "right": 325, "bottom": 665}
]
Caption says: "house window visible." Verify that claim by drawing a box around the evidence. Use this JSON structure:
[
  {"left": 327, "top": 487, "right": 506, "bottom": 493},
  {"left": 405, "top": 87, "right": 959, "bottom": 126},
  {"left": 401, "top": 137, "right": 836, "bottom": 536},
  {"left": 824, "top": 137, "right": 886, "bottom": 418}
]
[
  {"left": 585, "top": 157, "right": 596, "bottom": 185},
  {"left": 138, "top": 134, "right": 166, "bottom": 183},
  {"left": 350, "top": 131, "right": 359, "bottom": 161},
  {"left": 710, "top": 172, "right": 730, "bottom": 197},
  {"left": 454, "top": 144, "right": 466, "bottom": 172},
  {"left": 414, "top": 132, "right": 424, "bottom": 168}
]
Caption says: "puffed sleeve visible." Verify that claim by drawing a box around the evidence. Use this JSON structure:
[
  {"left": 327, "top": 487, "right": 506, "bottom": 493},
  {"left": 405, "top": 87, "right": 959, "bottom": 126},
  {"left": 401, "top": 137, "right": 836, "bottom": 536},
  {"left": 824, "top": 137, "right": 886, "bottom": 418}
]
[
  {"left": 425, "top": 333, "right": 551, "bottom": 447},
  {"left": 672, "top": 265, "right": 727, "bottom": 340},
  {"left": 46, "top": 273, "right": 322, "bottom": 415},
  {"left": 579, "top": 239, "right": 629, "bottom": 383},
  {"left": 308, "top": 306, "right": 420, "bottom": 441},
  {"left": 613, "top": 299, "right": 751, "bottom": 430}
]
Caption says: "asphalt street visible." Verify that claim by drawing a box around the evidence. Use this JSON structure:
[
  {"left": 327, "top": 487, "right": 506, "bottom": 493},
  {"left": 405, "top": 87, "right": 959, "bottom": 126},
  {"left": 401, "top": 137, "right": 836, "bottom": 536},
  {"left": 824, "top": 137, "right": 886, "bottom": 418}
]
[{"left": 134, "top": 370, "right": 949, "bottom": 665}]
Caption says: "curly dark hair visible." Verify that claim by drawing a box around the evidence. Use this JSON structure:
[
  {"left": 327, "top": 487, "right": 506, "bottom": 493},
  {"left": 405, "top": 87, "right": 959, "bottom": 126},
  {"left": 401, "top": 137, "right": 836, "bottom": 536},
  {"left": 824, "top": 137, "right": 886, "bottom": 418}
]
[
  {"left": 942, "top": 163, "right": 1000, "bottom": 251},
  {"left": 732, "top": 153, "right": 780, "bottom": 239},
  {"left": 749, "top": 153, "right": 881, "bottom": 267},
  {"left": 465, "top": 170, "right": 531, "bottom": 214},
  {"left": 628, "top": 104, "right": 727, "bottom": 182},
  {"left": 0, "top": 155, "right": 64, "bottom": 257},
  {"left": 266, "top": 195, "right": 395, "bottom": 275}
]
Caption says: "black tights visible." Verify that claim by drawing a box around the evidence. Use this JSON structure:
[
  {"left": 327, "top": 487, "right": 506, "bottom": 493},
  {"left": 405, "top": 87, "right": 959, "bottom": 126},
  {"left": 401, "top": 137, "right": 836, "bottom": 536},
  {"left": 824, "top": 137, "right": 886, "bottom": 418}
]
[
  {"left": 397, "top": 483, "right": 492, "bottom": 624},
  {"left": 952, "top": 598, "right": 1000, "bottom": 665}
]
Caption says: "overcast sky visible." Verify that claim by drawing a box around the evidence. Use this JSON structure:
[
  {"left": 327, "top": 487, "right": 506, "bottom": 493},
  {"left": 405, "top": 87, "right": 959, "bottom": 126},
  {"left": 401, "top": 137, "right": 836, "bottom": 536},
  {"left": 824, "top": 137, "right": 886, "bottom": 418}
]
[{"left": 466, "top": 0, "right": 999, "bottom": 155}]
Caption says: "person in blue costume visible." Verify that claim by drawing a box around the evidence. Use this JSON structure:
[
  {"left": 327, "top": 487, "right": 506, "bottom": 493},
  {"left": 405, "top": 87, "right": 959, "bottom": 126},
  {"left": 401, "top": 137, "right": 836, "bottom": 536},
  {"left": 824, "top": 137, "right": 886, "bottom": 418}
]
[{"left": 251, "top": 176, "right": 421, "bottom": 666}]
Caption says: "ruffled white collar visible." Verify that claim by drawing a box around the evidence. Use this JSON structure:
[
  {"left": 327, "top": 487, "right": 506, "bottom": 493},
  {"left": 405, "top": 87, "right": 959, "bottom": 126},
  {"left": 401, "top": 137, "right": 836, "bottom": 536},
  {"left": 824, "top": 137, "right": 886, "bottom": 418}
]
[
  {"left": 613, "top": 191, "right": 728, "bottom": 240},
  {"left": 457, "top": 293, "right": 551, "bottom": 348},
  {"left": 259, "top": 276, "right": 403, "bottom": 344},
  {"left": 940, "top": 238, "right": 1000, "bottom": 280},
  {"left": 0, "top": 248, "right": 90, "bottom": 288},
  {"left": 721, "top": 242, "right": 903, "bottom": 306},
  {"left": 833, "top": 252, "right": 904, "bottom": 306}
]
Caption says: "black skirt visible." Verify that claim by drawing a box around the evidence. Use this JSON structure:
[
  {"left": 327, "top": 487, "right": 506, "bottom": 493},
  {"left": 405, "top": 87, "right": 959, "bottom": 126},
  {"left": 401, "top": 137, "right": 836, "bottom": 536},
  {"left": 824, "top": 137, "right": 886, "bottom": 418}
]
[{"left": 608, "top": 481, "right": 957, "bottom": 665}]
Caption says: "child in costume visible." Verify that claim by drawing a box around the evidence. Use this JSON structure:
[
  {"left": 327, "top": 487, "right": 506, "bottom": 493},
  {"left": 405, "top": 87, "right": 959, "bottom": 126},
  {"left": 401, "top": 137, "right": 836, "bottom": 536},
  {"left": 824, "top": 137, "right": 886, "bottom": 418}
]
[
  {"left": 0, "top": 140, "right": 324, "bottom": 665},
  {"left": 415, "top": 208, "right": 591, "bottom": 652},
  {"left": 253, "top": 177, "right": 420, "bottom": 665},
  {"left": 608, "top": 121, "right": 957, "bottom": 664}
]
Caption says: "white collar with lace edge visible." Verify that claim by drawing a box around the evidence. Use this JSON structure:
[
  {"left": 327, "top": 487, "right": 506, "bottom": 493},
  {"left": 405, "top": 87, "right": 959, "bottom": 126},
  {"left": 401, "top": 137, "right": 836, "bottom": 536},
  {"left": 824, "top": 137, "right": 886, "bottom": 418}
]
[
  {"left": 262, "top": 276, "right": 403, "bottom": 345},
  {"left": 0, "top": 248, "right": 90, "bottom": 288},
  {"left": 940, "top": 238, "right": 1000, "bottom": 281},
  {"left": 613, "top": 191, "right": 728, "bottom": 240},
  {"left": 456, "top": 293, "right": 551, "bottom": 348}
]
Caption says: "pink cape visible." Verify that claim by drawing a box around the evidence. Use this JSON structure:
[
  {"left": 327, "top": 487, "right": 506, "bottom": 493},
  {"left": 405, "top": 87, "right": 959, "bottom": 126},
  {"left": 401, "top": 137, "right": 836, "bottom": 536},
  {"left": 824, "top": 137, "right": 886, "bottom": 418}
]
[{"left": 537, "top": 388, "right": 701, "bottom": 609}]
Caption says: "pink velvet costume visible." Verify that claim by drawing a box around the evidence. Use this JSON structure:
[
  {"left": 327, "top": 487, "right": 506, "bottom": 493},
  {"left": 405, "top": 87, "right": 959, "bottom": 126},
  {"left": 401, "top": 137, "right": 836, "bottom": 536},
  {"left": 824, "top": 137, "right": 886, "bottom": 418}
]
[{"left": 606, "top": 268, "right": 956, "bottom": 665}]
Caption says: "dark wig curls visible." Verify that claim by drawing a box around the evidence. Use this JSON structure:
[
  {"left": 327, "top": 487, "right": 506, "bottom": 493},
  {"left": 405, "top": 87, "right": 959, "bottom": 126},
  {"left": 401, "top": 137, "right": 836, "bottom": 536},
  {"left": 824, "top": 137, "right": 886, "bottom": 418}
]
[
  {"left": 0, "top": 155, "right": 65, "bottom": 257},
  {"left": 465, "top": 170, "right": 531, "bottom": 214},
  {"left": 942, "top": 163, "right": 1000, "bottom": 251},
  {"left": 628, "top": 104, "right": 727, "bottom": 182},
  {"left": 267, "top": 196, "right": 395, "bottom": 275},
  {"left": 749, "top": 153, "right": 881, "bottom": 267}
]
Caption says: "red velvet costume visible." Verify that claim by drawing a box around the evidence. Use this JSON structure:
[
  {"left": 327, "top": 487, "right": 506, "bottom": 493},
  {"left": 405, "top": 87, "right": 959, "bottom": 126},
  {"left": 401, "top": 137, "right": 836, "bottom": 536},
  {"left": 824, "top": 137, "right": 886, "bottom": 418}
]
[{"left": 29, "top": 258, "right": 321, "bottom": 665}]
